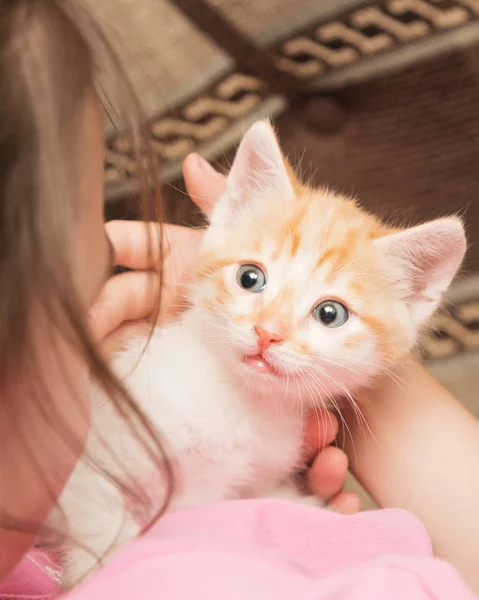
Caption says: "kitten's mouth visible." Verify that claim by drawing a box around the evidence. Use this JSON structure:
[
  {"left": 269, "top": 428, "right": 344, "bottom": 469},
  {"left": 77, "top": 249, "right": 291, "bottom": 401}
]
[{"left": 242, "top": 353, "right": 281, "bottom": 377}]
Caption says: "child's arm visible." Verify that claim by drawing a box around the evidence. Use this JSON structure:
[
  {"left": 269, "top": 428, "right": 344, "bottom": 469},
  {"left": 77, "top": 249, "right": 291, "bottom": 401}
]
[{"left": 340, "top": 358, "right": 479, "bottom": 594}]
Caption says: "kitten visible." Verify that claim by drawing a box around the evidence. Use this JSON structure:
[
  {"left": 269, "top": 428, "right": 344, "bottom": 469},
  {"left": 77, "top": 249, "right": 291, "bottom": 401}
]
[{"left": 48, "top": 121, "right": 466, "bottom": 589}]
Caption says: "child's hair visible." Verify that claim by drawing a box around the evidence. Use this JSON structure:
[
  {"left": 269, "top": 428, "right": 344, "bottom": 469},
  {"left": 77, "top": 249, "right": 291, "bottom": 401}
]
[{"left": 0, "top": 0, "right": 171, "bottom": 535}]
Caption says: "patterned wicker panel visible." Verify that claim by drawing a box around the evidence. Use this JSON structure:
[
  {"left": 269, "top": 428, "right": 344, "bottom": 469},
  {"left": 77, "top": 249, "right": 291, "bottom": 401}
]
[
  {"left": 421, "top": 304, "right": 479, "bottom": 359},
  {"left": 85, "top": 0, "right": 232, "bottom": 121},
  {"left": 105, "top": 74, "right": 285, "bottom": 200},
  {"left": 420, "top": 277, "right": 479, "bottom": 360},
  {"left": 274, "top": 0, "right": 479, "bottom": 84},
  {"left": 104, "top": 0, "right": 479, "bottom": 200}
]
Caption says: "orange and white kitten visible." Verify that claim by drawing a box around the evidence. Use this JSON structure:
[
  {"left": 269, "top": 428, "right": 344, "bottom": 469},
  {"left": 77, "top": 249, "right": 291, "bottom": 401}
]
[{"left": 50, "top": 121, "right": 466, "bottom": 587}]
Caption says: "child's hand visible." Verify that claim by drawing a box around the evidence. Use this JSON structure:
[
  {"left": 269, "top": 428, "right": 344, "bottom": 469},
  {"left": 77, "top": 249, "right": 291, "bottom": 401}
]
[
  {"left": 304, "top": 413, "right": 361, "bottom": 514},
  {"left": 89, "top": 154, "right": 226, "bottom": 354}
]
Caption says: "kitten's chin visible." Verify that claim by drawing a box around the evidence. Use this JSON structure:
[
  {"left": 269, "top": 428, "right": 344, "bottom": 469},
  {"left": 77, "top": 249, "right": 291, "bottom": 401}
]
[
  {"left": 242, "top": 354, "right": 282, "bottom": 377},
  {"left": 237, "top": 353, "right": 293, "bottom": 398}
]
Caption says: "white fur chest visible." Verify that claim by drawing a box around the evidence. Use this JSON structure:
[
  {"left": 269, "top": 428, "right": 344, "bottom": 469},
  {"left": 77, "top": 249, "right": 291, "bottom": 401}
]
[{"left": 94, "top": 309, "right": 305, "bottom": 510}]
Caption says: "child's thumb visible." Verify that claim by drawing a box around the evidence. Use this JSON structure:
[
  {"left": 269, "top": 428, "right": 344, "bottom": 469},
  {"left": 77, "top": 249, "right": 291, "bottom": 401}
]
[{"left": 183, "top": 153, "right": 227, "bottom": 216}]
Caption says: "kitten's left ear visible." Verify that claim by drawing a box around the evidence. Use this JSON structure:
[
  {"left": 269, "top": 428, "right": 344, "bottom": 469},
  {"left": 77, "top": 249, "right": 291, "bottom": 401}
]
[
  {"left": 211, "top": 121, "right": 295, "bottom": 226},
  {"left": 374, "top": 217, "right": 466, "bottom": 326}
]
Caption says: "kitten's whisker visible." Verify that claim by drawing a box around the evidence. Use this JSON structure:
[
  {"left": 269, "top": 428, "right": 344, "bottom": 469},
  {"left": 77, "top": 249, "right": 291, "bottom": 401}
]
[
  {"left": 308, "top": 391, "right": 335, "bottom": 460},
  {"left": 298, "top": 372, "right": 317, "bottom": 430},
  {"left": 316, "top": 369, "right": 380, "bottom": 453},
  {"left": 298, "top": 370, "right": 336, "bottom": 453},
  {"left": 164, "top": 180, "right": 220, "bottom": 208},
  {"left": 314, "top": 356, "right": 363, "bottom": 378},
  {"left": 306, "top": 370, "right": 357, "bottom": 461},
  {"left": 382, "top": 366, "right": 408, "bottom": 395},
  {"left": 326, "top": 377, "right": 367, "bottom": 432},
  {"left": 282, "top": 371, "right": 291, "bottom": 414},
  {"left": 293, "top": 376, "right": 302, "bottom": 417}
]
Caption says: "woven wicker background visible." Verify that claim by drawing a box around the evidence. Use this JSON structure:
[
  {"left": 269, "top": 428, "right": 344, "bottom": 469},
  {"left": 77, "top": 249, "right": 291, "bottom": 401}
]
[
  {"left": 160, "top": 46, "right": 479, "bottom": 267},
  {"left": 85, "top": 0, "right": 352, "bottom": 120},
  {"left": 97, "top": 0, "right": 479, "bottom": 191},
  {"left": 277, "top": 48, "right": 479, "bottom": 272},
  {"left": 85, "top": 0, "right": 230, "bottom": 125}
]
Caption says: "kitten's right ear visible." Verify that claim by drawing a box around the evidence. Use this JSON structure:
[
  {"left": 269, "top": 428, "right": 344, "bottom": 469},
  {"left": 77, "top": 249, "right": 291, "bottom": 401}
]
[
  {"left": 211, "top": 121, "right": 295, "bottom": 226},
  {"left": 374, "top": 217, "right": 466, "bottom": 326}
]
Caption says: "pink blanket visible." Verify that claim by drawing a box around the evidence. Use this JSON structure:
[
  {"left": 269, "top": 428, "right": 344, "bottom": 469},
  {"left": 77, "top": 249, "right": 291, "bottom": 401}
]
[{"left": 1, "top": 500, "right": 475, "bottom": 600}]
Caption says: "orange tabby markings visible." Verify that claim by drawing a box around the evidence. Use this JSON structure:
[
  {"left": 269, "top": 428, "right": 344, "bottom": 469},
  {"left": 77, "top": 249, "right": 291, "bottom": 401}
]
[{"left": 193, "top": 121, "right": 465, "bottom": 381}]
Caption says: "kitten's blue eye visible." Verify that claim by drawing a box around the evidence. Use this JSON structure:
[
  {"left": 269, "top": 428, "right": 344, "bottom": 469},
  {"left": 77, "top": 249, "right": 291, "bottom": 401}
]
[
  {"left": 237, "top": 264, "right": 266, "bottom": 293},
  {"left": 312, "top": 300, "right": 349, "bottom": 328}
]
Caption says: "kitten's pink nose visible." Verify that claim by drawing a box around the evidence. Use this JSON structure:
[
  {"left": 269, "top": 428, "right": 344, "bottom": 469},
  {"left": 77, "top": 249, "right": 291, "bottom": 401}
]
[{"left": 255, "top": 326, "right": 284, "bottom": 352}]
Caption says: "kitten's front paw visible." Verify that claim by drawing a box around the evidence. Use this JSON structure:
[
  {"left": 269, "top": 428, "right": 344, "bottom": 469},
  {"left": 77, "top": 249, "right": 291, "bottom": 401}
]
[
  {"left": 267, "top": 485, "right": 324, "bottom": 508},
  {"left": 60, "top": 547, "right": 100, "bottom": 591},
  {"left": 59, "top": 509, "right": 140, "bottom": 590},
  {"left": 60, "top": 544, "right": 124, "bottom": 591},
  {"left": 298, "top": 494, "right": 325, "bottom": 509}
]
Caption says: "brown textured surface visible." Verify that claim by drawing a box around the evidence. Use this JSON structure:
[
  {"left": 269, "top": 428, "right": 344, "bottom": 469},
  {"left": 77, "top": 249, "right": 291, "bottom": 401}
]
[
  {"left": 103, "top": 0, "right": 479, "bottom": 192},
  {"left": 278, "top": 49, "right": 479, "bottom": 273},
  {"left": 162, "top": 45, "right": 479, "bottom": 273}
]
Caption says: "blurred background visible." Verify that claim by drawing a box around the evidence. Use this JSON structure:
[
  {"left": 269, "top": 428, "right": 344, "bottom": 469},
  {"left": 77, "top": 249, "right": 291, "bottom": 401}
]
[{"left": 93, "top": 0, "right": 479, "bottom": 507}]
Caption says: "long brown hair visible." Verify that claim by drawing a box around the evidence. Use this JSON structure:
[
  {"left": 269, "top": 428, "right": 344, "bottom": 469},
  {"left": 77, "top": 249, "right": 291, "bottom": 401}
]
[{"left": 0, "top": 0, "right": 170, "bottom": 538}]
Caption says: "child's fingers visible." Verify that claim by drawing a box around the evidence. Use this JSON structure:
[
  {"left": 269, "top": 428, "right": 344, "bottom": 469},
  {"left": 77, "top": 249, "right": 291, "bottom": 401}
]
[
  {"left": 98, "top": 322, "right": 152, "bottom": 358},
  {"left": 106, "top": 221, "right": 162, "bottom": 270},
  {"left": 90, "top": 261, "right": 192, "bottom": 342},
  {"left": 327, "top": 492, "right": 361, "bottom": 515},
  {"left": 106, "top": 221, "right": 202, "bottom": 274},
  {"left": 303, "top": 411, "right": 339, "bottom": 461},
  {"left": 308, "top": 445, "right": 349, "bottom": 500},
  {"left": 183, "top": 153, "right": 227, "bottom": 215},
  {"left": 88, "top": 271, "right": 158, "bottom": 342},
  {"left": 90, "top": 269, "right": 189, "bottom": 358}
]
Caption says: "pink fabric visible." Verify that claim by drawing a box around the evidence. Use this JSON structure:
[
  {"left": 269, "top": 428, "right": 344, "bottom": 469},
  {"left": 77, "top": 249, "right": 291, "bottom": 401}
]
[
  {"left": 0, "top": 547, "right": 60, "bottom": 599},
  {"left": 1, "top": 501, "right": 475, "bottom": 600}
]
